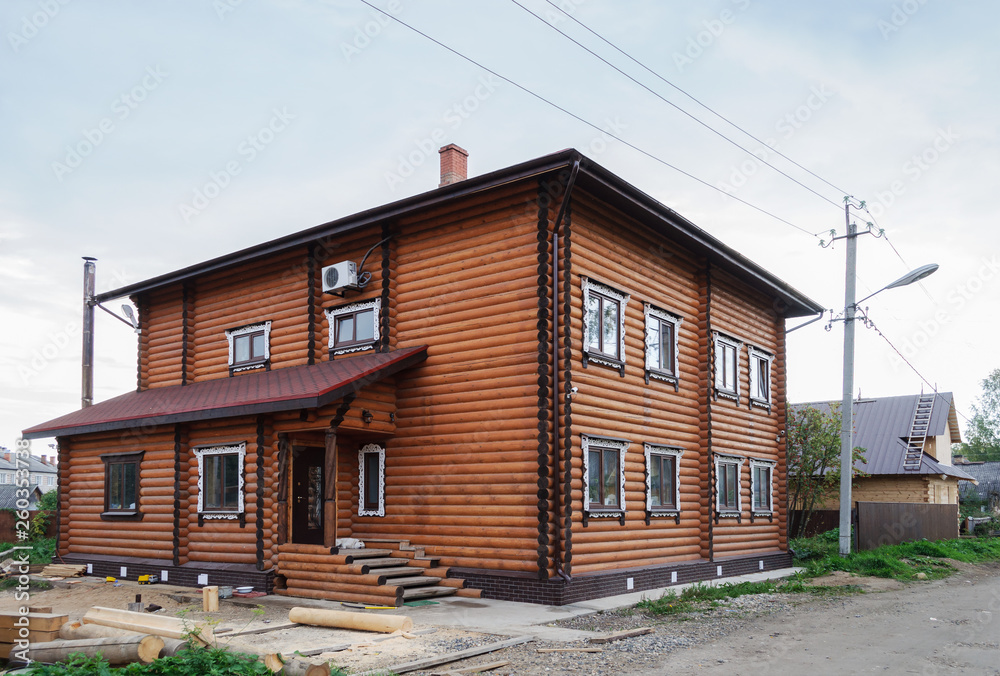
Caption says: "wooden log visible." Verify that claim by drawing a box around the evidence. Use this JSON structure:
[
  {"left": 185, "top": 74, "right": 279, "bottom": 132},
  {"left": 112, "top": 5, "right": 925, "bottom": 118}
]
[
  {"left": 83, "top": 606, "right": 215, "bottom": 644},
  {"left": 287, "top": 607, "right": 412, "bottom": 633},
  {"left": 25, "top": 635, "right": 163, "bottom": 665},
  {"left": 59, "top": 621, "right": 187, "bottom": 657}
]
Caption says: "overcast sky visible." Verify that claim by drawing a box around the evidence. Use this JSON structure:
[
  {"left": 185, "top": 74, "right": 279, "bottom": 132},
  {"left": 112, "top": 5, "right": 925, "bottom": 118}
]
[{"left": 2, "top": 0, "right": 997, "bottom": 455}]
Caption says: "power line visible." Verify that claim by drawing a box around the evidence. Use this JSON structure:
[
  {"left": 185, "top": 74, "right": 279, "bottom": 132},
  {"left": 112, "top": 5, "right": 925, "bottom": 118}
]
[
  {"left": 538, "top": 0, "right": 851, "bottom": 198},
  {"left": 509, "top": 0, "right": 845, "bottom": 212},
  {"left": 354, "top": 0, "right": 820, "bottom": 238}
]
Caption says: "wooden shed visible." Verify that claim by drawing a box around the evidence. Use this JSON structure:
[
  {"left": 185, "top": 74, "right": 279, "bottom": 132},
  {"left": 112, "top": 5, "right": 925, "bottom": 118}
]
[{"left": 24, "top": 147, "right": 823, "bottom": 605}]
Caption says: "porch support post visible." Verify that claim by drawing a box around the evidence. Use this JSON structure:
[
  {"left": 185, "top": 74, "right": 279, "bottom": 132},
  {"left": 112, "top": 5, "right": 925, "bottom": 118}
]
[
  {"left": 324, "top": 428, "right": 338, "bottom": 547},
  {"left": 276, "top": 434, "right": 290, "bottom": 545}
]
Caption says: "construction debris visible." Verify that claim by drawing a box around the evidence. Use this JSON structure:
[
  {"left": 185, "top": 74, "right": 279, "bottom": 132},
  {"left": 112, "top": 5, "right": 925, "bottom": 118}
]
[
  {"left": 588, "top": 626, "right": 655, "bottom": 644},
  {"left": 39, "top": 564, "right": 87, "bottom": 578},
  {"left": 356, "top": 636, "right": 534, "bottom": 676}
]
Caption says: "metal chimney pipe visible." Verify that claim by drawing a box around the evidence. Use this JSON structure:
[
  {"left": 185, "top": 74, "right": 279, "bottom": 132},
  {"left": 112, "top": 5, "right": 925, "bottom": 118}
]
[{"left": 82, "top": 257, "right": 96, "bottom": 408}]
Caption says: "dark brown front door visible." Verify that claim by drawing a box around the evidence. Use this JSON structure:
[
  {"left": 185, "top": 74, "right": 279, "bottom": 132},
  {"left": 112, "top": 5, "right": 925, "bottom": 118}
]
[{"left": 291, "top": 446, "right": 324, "bottom": 545}]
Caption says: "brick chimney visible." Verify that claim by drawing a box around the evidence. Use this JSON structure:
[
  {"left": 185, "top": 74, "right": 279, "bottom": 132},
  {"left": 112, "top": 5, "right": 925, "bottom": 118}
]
[
  {"left": 439, "top": 144, "right": 468, "bottom": 187},
  {"left": 3, "top": 453, "right": 9, "bottom": 462}
]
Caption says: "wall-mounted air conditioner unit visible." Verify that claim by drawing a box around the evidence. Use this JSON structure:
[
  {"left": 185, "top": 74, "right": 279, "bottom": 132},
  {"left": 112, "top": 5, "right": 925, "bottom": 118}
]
[{"left": 321, "top": 261, "right": 358, "bottom": 293}]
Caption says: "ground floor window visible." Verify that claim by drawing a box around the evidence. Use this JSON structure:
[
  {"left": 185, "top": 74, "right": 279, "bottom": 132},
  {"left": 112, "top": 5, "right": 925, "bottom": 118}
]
[
  {"left": 645, "top": 444, "right": 682, "bottom": 514},
  {"left": 715, "top": 454, "right": 745, "bottom": 516},
  {"left": 101, "top": 451, "right": 144, "bottom": 519},
  {"left": 195, "top": 443, "right": 245, "bottom": 519},
  {"left": 750, "top": 458, "right": 775, "bottom": 514},
  {"left": 583, "top": 435, "right": 628, "bottom": 517},
  {"left": 359, "top": 443, "right": 385, "bottom": 517}
]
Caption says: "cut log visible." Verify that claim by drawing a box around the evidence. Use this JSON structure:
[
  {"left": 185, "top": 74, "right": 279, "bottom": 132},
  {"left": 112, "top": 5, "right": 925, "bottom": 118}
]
[
  {"left": 83, "top": 606, "right": 215, "bottom": 645},
  {"left": 25, "top": 635, "right": 164, "bottom": 665},
  {"left": 59, "top": 621, "right": 188, "bottom": 657},
  {"left": 204, "top": 586, "right": 220, "bottom": 612},
  {"left": 279, "top": 658, "right": 331, "bottom": 676},
  {"left": 287, "top": 607, "right": 412, "bottom": 634}
]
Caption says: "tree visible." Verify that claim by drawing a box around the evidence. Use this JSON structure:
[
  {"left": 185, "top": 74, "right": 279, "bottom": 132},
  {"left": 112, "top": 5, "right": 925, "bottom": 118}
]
[
  {"left": 957, "top": 369, "right": 1000, "bottom": 462},
  {"left": 786, "top": 404, "right": 866, "bottom": 538},
  {"left": 37, "top": 488, "right": 58, "bottom": 511}
]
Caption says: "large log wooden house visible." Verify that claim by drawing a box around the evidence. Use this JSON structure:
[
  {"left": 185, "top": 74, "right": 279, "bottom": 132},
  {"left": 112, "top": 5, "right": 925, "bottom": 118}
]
[{"left": 25, "top": 146, "right": 823, "bottom": 605}]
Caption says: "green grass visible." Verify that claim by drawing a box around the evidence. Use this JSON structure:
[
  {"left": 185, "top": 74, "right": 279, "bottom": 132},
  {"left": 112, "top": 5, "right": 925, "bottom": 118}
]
[
  {"left": 0, "top": 536, "right": 56, "bottom": 565},
  {"left": 791, "top": 528, "right": 1000, "bottom": 581}
]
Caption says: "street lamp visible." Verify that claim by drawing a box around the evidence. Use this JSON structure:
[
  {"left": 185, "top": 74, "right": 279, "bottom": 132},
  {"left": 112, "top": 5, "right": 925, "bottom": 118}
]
[{"left": 837, "top": 211, "right": 937, "bottom": 556}]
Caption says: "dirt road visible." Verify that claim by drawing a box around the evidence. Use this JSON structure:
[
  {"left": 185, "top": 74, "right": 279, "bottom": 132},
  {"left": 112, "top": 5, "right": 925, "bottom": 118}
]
[{"left": 647, "top": 562, "right": 1000, "bottom": 675}]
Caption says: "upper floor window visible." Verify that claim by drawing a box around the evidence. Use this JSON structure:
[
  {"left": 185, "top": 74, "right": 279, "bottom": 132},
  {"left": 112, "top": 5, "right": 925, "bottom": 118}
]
[
  {"left": 226, "top": 321, "right": 271, "bottom": 373},
  {"left": 327, "top": 298, "right": 381, "bottom": 356},
  {"left": 195, "top": 443, "right": 245, "bottom": 520},
  {"left": 715, "top": 454, "right": 745, "bottom": 517},
  {"left": 645, "top": 444, "right": 682, "bottom": 514},
  {"left": 101, "top": 451, "right": 144, "bottom": 520},
  {"left": 750, "top": 458, "right": 775, "bottom": 515},
  {"left": 713, "top": 332, "right": 742, "bottom": 402},
  {"left": 582, "top": 434, "right": 628, "bottom": 517},
  {"left": 644, "top": 304, "right": 682, "bottom": 385},
  {"left": 748, "top": 346, "right": 774, "bottom": 409},
  {"left": 582, "top": 278, "right": 630, "bottom": 375}
]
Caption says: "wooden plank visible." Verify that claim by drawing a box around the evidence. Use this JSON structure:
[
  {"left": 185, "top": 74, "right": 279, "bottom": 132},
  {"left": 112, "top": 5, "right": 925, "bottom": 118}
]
[
  {"left": 356, "top": 636, "right": 532, "bottom": 676},
  {"left": 228, "top": 622, "right": 301, "bottom": 637},
  {"left": 536, "top": 648, "right": 603, "bottom": 653},
  {"left": 588, "top": 627, "right": 654, "bottom": 644},
  {"left": 428, "top": 660, "right": 510, "bottom": 676}
]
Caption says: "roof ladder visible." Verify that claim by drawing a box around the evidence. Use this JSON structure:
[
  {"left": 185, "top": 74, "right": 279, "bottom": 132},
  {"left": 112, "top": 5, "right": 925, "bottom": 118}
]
[{"left": 902, "top": 394, "right": 936, "bottom": 471}]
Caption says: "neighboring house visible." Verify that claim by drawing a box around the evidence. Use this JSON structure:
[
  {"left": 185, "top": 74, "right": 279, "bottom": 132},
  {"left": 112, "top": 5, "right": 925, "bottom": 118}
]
[
  {"left": 24, "top": 146, "right": 823, "bottom": 605},
  {"left": 791, "top": 392, "right": 975, "bottom": 509},
  {"left": 0, "top": 452, "right": 58, "bottom": 492},
  {"left": 0, "top": 484, "right": 44, "bottom": 510},
  {"left": 956, "top": 460, "right": 1000, "bottom": 514}
]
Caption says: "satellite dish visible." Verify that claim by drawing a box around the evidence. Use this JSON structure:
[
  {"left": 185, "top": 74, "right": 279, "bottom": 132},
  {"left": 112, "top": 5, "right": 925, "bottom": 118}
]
[{"left": 122, "top": 304, "right": 139, "bottom": 330}]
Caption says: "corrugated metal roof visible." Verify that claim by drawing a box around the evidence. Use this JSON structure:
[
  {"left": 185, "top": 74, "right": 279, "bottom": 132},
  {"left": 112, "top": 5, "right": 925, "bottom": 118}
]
[
  {"left": 958, "top": 461, "right": 1000, "bottom": 501},
  {"left": 22, "top": 346, "right": 427, "bottom": 439},
  {"left": 0, "top": 485, "right": 42, "bottom": 510},
  {"left": 790, "top": 392, "right": 974, "bottom": 480}
]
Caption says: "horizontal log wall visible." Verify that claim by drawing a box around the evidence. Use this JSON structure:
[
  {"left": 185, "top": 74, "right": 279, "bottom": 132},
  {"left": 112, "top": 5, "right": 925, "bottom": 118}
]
[
  {"left": 567, "top": 194, "right": 706, "bottom": 574},
  {"left": 349, "top": 183, "right": 544, "bottom": 573},
  {"left": 708, "top": 268, "right": 785, "bottom": 557},
  {"left": 143, "top": 286, "right": 184, "bottom": 389}
]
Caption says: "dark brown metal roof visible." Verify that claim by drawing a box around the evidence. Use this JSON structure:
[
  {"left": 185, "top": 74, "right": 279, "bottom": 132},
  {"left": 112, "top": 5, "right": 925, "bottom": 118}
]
[
  {"left": 791, "top": 393, "right": 974, "bottom": 480},
  {"left": 94, "top": 149, "right": 824, "bottom": 318},
  {"left": 22, "top": 346, "right": 427, "bottom": 439}
]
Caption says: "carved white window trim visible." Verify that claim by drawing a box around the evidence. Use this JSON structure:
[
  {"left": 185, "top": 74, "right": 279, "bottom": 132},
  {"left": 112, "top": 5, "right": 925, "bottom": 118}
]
[
  {"left": 748, "top": 346, "right": 775, "bottom": 410},
  {"left": 749, "top": 458, "right": 776, "bottom": 515},
  {"left": 644, "top": 444, "right": 683, "bottom": 515},
  {"left": 326, "top": 298, "right": 381, "bottom": 356},
  {"left": 226, "top": 321, "right": 271, "bottom": 372},
  {"left": 194, "top": 443, "right": 245, "bottom": 519},
  {"left": 714, "top": 453, "right": 745, "bottom": 517},
  {"left": 582, "top": 434, "right": 628, "bottom": 517},
  {"left": 358, "top": 443, "right": 386, "bottom": 517},
  {"left": 643, "top": 304, "right": 682, "bottom": 384},
  {"left": 713, "top": 332, "right": 742, "bottom": 402},
  {"left": 582, "top": 277, "right": 629, "bottom": 369}
]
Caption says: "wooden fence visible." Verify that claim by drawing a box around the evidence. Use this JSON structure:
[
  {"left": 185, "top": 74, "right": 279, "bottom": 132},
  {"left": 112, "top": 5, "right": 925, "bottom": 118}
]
[
  {"left": 856, "top": 501, "right": 959, "bottom": 550},
  {"left": 0, "top": 510, "right": 57, "bottom": 542},
  {"left": 789, "top": 510, "right": 840, "bottom": 539}
]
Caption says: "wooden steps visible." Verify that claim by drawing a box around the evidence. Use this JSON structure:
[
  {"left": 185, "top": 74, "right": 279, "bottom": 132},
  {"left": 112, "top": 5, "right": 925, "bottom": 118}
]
[{"left": 274, "top": 541, "right": 472, "bottom": 607}]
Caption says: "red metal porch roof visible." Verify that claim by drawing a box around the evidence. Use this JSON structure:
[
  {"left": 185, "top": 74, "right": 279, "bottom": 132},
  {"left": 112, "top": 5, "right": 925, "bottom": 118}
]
[{"left": 22, "top": 345, "right": 427, "bottom": 439}]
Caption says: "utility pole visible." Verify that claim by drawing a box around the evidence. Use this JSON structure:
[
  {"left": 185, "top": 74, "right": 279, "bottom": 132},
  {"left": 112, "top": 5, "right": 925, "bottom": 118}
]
[{"left": 838, "top": 204, "right": 857, "bottom": 556}]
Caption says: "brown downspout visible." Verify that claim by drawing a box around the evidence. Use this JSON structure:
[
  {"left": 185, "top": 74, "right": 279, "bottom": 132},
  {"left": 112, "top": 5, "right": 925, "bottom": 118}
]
[{"left": 552, "top": 159, "right": 580, "bottom": 583}]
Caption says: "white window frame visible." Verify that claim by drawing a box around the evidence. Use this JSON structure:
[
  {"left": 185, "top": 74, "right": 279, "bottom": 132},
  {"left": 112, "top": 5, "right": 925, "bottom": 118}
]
[
  {"left": 748, "top": 346, "right": 775, "bottom": 409},
  {"left": 358, "top": 443, "right": 386, "bottom": 517},
  {"left": 0, "top": 473, "right": 9, "bottom": 484},
  {"left": 226, "top": 321, "right": 272, "bottom": 372},
  {"left": 749, "top": 458, "right": 776, "bottom": 515},
  {"left": 582, "top": 434, "right": 628, "bottom": 517},
  {"left": 326, "top": 298, "right": 381, "bottom": 356},
  {"left": 644, "top": 444, "right": 683, "bottom": 515},
  {"left": 714, "top": 453, "right": 745, "bottom": 517},
  {"left": 643, "top": 304, "right": 682, "bottom": 385},
  {"left": 582, "top": 278, "right": 630, "bottom": 371},
  {"left": 713, "top": 332, "right": 742, "bottom": 402},
  {"left": 194, "top": 443, "right": 246, "bottom": 519}
]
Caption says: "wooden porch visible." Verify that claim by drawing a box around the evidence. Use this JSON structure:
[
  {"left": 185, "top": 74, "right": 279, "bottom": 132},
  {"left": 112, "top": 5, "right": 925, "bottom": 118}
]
[{"left": 273, "top": 539, "right": 482, "bottom": 608}]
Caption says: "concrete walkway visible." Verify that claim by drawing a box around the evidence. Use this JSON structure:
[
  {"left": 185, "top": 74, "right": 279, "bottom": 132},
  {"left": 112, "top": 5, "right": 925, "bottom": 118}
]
[{"left": 253, "top": 567, "right": 803, "bottom": 641}]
